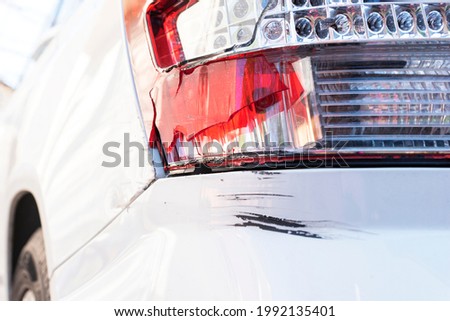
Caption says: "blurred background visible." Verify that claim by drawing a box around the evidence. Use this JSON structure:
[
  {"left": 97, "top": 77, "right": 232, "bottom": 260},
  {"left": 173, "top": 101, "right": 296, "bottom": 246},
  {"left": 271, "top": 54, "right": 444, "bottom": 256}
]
[{"left": 0, "top": 0, "right": 83, "bottom": 108}]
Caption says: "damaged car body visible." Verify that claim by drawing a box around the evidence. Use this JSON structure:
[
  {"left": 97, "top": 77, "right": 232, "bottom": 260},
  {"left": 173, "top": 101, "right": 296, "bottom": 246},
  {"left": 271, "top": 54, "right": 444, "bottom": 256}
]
[{"left": 0, "top": 0, "right": 450, "bottom": 300}]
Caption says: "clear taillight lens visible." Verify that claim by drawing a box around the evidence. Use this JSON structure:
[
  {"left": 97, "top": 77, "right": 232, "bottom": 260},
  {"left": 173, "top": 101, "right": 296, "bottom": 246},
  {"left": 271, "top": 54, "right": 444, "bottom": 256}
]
[
  {"left": 148, "top": 0, "right": 450, "bottom": 69},
  {"left": 146, "top": 1, "right": 450, "bottom": 173},
  {"left": 308, "top": 44, "right": 450, "bottom": 151}
]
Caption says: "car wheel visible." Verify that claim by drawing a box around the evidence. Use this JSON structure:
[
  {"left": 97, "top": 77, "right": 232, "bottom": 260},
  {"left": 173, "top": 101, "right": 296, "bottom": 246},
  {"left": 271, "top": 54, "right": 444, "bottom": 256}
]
[{"left": 11, "top": 229, "right": 50, "bottom": 301}]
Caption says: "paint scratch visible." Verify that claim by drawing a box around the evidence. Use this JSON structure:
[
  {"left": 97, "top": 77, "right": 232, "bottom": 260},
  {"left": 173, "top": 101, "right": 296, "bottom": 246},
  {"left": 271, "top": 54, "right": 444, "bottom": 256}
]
[
  {"left": 235, "top": 212, "right": 323, "bottom": 239},
  {"left": 218, "top": 193, "right": 293, "bottom": 201}
]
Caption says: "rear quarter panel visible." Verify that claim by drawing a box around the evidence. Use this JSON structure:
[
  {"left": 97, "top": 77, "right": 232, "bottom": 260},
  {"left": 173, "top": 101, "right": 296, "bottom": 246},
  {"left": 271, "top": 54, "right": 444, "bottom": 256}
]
[{"left": 0, "top": 0, "right": 154, "bottom": 298}]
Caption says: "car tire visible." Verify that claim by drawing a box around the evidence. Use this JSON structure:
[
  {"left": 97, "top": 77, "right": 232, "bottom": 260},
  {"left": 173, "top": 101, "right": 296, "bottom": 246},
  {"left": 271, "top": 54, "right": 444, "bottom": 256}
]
[{"left": 11, "top": 229, "right": 50, "bottom": 301}]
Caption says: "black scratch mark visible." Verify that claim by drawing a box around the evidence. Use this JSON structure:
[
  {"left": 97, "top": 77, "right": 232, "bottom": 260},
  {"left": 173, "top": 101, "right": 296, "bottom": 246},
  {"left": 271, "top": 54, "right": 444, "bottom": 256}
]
[
  {"left": 251, "top": 171, "right": 282, "bottom": 176},
  {"left": 237, "top": 212, "right": 307, "bottom": 228},
  {"left": 251, "top": 171, "right": 282, "bottom": 180},
  {"left": 218, "top": 193, "right": 293, "bottom": 201},
  {"left": 234, "top": 212, "right": 323, "bottom": 239}
]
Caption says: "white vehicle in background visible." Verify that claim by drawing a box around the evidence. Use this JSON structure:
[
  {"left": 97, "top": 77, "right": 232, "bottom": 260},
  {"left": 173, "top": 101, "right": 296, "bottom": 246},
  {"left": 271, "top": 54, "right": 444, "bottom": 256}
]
[{"left": 0, "top": 0, "right": 450, "bottom": 300}]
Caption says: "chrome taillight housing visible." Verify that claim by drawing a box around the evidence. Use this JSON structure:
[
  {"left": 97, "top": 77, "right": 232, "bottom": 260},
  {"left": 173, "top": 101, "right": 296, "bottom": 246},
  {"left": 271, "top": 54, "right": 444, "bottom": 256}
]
[{"left": 146, "top": 0, "right": 450, "bottom": 173}]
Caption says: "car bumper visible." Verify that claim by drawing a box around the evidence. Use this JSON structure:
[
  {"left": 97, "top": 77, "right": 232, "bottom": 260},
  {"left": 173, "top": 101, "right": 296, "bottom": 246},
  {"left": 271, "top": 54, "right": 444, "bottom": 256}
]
[{"left": 52, "top": 168, "right": 450, "bottom": 300}]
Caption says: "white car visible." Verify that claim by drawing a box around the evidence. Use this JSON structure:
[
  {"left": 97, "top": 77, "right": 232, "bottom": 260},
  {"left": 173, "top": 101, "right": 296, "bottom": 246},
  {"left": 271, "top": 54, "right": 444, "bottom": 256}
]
[{"left": 1, "top": 0, "right": 450, "bottom": 300}]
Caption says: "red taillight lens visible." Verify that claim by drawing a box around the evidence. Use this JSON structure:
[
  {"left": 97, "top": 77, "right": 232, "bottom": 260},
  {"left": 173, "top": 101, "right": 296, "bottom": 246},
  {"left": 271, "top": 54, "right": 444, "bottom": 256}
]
[
  {"left": 146, "top": 1, "right": 450, "bottom": 173},
  {"left": 147, "top": 0, "right": 199, "bottom": 68},
  {"left": 153, "top": 54, "right": 304, "bottom": 157}
]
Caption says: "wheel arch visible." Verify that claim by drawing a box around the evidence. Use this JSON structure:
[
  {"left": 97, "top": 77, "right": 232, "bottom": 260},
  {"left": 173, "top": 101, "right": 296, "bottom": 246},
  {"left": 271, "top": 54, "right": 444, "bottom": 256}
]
[{"left": 8, "top": 191, "right": 43, "bottom": 299}]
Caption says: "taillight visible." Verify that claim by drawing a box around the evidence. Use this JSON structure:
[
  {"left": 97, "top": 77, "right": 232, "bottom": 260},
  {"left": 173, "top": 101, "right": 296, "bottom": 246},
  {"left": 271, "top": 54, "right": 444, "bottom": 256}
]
[
  {"left": 147, "top": 0, "right": 450, "bottom": 69},
  {"left": 146, "top": 0, "right": 196, "bottom": 68},
  {"left": 146, "top": 0, "right": 450, "bottom": 173}
]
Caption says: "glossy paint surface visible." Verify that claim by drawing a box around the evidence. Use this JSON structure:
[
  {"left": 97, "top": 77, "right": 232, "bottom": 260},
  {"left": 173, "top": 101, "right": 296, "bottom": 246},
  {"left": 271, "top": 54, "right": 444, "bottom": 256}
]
[
  {"left": 0, "top": 0, "right": 154, "bottom": 299},
  {"left": 1, "top": 0, "right": 450, "bottom": 301},
  {"left": 53, "top": 168, "right": 450, "bottom": 300}
]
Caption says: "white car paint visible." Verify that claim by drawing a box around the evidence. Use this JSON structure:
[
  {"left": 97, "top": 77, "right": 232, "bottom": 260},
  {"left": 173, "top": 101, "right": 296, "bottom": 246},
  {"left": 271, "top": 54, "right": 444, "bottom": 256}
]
[
  {"left": 0, "top": 0, "right": 449, "bottom": 300},
  {"left": 0, "top": 0, "right": 154, "bottom": 300},
  {"left": 51, "top": 168, "right": 450, "bottom": 300}
]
